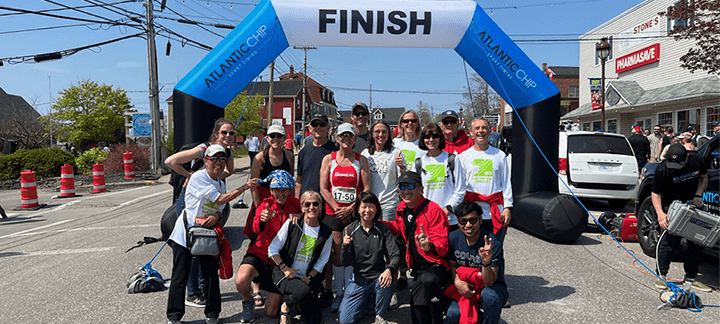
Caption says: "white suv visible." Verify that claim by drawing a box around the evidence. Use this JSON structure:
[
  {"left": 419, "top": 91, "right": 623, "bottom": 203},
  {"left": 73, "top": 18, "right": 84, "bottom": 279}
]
[{"left": 558, "top": 131, "right": 639, "bottom": 208}]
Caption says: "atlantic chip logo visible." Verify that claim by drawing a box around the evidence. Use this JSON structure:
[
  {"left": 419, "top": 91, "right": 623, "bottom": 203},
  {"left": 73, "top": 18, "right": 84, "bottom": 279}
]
[{"left": 471, "top": 159, "right": 493, "bottom": 183}]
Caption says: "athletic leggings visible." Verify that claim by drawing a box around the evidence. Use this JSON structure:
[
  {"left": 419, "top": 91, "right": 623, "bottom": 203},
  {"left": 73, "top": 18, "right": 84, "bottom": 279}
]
[{"left": 410, "top": 265, "right": 448, "bottom": 324}]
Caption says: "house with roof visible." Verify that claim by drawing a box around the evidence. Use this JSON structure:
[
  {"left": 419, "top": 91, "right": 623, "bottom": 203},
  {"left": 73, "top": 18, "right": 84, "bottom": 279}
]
[
  {"left": 243, "top": 66, "right": 338, "bottom": 137},
  {"left": 0, "top": 87, "right": 42, "bottom": 152},
  {"left": 337, "top": 107, "right": 406, "bottom": 130}
]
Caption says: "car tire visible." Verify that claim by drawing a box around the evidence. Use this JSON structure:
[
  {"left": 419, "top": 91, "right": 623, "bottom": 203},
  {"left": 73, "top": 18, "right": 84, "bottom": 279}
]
[
  {"left": 637, "top": 196, "right": 661, "bottom": 257},
  {"left": 607, "top": 199, "right": 629, "bottom": 209}
]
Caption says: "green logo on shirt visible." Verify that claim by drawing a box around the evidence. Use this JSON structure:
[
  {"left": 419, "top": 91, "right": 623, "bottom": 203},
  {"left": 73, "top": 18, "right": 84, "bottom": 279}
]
[
  {"left": 471, "top": 159, "right": 493, "bottom": 183},
  {"left": 298, "top": 234, "right": 316, "bottom": 257},
  {"left": 402, "top": 150, "right": 417, "bottom": 169}
]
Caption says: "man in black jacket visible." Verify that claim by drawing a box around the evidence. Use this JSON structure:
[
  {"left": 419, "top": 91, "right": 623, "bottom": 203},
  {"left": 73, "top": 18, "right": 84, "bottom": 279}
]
[{"left": 629, "top": 125, "right": 650, "bottom": 172}]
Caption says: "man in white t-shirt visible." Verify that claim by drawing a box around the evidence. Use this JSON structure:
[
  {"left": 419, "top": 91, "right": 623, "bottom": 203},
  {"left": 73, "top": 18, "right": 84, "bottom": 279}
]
[
  {"left": 457, "top": 118, "right": 512, "bottom": 243},
  {"left": 244, "top": 132, "right": 260, "bottom": 168}
]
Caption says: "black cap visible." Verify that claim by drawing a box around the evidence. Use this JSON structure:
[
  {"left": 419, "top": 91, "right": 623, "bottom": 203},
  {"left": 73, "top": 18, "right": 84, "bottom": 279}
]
[
  {"left": 352, "top": 102, "right": 369, "bottom": 113},
  {"left": 310, "top": 113, "right": 329, "bottom": 124},
  {"left": 397, "top": 171, "right": 422, "bottom": 187},
  {"left": 440, "top": 110, "right": 458, "bottom": 120},
  {"left": 712, "top": 120, "right": 720, "bottom": 128},
  {"left": 665, "top": 144, "right": 688, "bottom": 169}
]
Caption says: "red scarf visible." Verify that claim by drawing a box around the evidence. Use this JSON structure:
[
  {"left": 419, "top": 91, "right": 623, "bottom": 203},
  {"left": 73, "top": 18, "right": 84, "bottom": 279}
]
[{"left": 463, "top": 191, "right": 504, "bottom": 234}]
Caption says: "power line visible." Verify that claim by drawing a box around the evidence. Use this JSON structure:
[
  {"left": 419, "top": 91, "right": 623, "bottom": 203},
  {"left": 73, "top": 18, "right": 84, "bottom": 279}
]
[
  {"left": 0, "top": 23, "right": 98, "bottom": 35},
  {"left": 192, "top": 0, "right": 256, "bottom": 6},
  {"left": 0, "top": 0, "right": 134, "bottom": 17},
  {"left": 0, "top": 32, "right": 143, "bottom": 65},
  {"left": 0, "top": 5, "right": 135, "bottom": 25},
  {"left": 157, "top": 0, "right": 225, "bottom": 37},
  {"left": 153, "top": 14, "right": 235, "bottom": 29},
  {"left": 332, "top": 86, "right": 464, "bottom": 95},
  {"left": 41, "top": 0, "right": 120, "bottom": 24}
]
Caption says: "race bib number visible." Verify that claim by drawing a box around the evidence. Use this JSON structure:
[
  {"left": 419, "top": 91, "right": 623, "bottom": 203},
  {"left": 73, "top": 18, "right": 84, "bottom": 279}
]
[{"left": 332, "top": 187, "right": 357, "bottom": 204}]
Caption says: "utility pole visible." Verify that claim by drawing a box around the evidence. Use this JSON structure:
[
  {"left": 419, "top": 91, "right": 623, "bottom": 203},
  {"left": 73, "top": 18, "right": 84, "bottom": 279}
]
[
  {"left": 369, "top": 84, "right": 372, "bottom": 109},
  {"left": 267, "top": 61, "right": 274, "bottom": 128},
  {"left": 293, "top": 46, "right": 316, "bottom": 137},
  {"left": 145, "top": 0, "right": 162, "bottom": 174},
  {"left": 48, "top": 76, "right": 52, "bottom": 148}
]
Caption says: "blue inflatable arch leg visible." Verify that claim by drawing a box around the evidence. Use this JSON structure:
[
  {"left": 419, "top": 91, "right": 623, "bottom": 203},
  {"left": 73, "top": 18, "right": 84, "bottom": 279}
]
[{"left": 172, "top": 0, "right": 586, "bottom": 243}]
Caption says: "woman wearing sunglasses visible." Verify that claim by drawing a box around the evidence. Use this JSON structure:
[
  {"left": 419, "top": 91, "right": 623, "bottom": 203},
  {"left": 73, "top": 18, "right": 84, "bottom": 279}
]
[
  {"left": 164, "top": 117, "right": 237, "bottom": 308},
  {"left": 268, "top": 190, "right": 333, "bottom": 324},
  {"left": 338, "top": 192, "right": 400, "bottom": 324},
  {"left": 393, "top": 110, "right": 425, "bottom": 172},
  {"left": 235, "top": 170, "right": 300, "bottom": 323},
  {"left": 415, "top": 123, "right": 466, "bottom": 232},
  {"left": 319, "top": 122, "right": 371, "bottom": 311},
  {"left": 245, "top": 124, "right": 295, "bottom": 306}
]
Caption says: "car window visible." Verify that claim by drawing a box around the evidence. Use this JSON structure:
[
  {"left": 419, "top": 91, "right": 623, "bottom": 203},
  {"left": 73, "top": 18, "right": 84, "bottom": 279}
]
[{"left": 567, "top": 135, "right": 633, "bottom": 155}]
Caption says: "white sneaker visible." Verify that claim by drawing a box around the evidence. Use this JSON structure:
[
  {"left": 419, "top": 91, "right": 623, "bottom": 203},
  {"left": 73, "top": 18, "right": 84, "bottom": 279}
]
[{"left": 388, "top": 292, "right": 399, "bottom": 310}]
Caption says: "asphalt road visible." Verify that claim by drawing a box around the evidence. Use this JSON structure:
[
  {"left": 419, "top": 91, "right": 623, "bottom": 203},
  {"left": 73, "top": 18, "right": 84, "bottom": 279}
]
[{"left": 0, "top": 157, "right": 718, "bottom": 324}]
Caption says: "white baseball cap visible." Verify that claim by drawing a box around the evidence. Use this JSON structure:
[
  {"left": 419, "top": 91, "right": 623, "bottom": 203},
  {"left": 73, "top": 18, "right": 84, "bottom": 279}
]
[
  {"left": 337, "top": 123, "right": 355, "bottom": 136},
  {"left": 267, "top": 125, "right": 285, "bottom": 136},
  {"left": 205, "top": 144, "right": 228, "bottom": 157}
]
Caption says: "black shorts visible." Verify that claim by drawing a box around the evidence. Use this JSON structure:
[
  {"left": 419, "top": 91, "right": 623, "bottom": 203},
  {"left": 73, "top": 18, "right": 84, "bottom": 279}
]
[
  {"left": 241, "top": 253, "right": 281, "bottom": 294},
  {"left": 323, "top": 213, "right": 346, "bottom": 232}
]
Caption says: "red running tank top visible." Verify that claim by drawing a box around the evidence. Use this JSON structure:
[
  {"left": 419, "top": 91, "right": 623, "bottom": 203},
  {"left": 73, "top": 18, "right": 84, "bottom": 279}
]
[{"left": 326, "top": 151, "right": 363, "bottom": 215}]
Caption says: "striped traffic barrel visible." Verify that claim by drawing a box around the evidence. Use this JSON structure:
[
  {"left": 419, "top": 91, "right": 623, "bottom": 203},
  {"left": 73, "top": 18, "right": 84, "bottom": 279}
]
[
  {"left": 92, "top": 162, "right": 106, "bottom": 193},
  {"left": 20, "top": 170, "right": 38, "bottom": 208},
  {"left": 60, "top": 164, "right": 76, "bottom": 197},
  {"left": 123, "top": 151, "right": 135, "bottom": 179}
]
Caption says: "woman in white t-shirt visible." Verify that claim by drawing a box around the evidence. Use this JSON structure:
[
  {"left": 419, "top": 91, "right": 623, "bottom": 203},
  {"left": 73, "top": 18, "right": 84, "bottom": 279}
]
[
  {"left": 393, "top": 110, "right": 425, "bottom": 171},
  {"left": 415, "top": 123, "right": 466, "bottom": 230},
  {"left": 361, "top": 121, "right": 406, "bottom": 221},
  {"left": 167, "top": 145, "right": 258, "bottom": 323},
  {"left": 268, "top": 190, "right": 333, "bottom": 324}
]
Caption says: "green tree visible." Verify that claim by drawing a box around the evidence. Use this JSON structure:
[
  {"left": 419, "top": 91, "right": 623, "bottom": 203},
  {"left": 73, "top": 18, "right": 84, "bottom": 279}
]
[
  {"left": 416, "top": 101, "right": 436, "bottom": 126},
  {"left": 46, "top": 80, "right": 131, "bottom": 149},
  {"left": 459, "top": 73, "right": 502, "bottom": 118},
  {"left": 660, "top": 0, "right": 720, "bottom": 75},
  {"left": 225, "top": 91, "right": 263, "bottom": 137}
]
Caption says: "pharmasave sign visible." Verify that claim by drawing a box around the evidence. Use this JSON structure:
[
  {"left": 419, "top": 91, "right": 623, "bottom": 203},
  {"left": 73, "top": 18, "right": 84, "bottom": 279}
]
[{"left": 615, "top": 43, "right": 660, "bottom": 73}]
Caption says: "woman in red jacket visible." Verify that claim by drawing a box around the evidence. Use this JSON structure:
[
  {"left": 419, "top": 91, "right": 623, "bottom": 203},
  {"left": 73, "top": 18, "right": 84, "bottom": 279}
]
[{"left": 234, "top": 170, "right": 300, "bottom": 323}]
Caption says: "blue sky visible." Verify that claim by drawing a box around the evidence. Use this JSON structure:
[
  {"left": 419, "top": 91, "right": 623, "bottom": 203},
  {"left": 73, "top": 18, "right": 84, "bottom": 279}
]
[{"left": 0, "top": 0, "right": 644, "bottom": 117}]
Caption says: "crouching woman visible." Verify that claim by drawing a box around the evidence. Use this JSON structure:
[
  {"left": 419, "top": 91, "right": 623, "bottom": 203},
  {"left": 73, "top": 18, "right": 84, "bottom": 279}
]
[{"left": 268, "top": 190, "right": 333, "bottom": 324}]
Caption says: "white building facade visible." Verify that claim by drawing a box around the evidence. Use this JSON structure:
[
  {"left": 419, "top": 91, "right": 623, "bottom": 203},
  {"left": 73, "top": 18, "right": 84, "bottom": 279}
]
[{"left": 565, "top": 0, "right": 719, "bottom": 136}]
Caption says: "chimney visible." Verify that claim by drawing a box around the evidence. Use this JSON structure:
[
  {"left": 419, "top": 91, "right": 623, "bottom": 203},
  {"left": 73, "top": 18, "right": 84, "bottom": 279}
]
[{"left": 289, "top": 65, "right": 294, "bottom": 77}]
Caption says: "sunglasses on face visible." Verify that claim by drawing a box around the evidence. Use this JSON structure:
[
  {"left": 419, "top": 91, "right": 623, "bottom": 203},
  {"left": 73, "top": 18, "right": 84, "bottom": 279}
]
[
  {"left": 268, "top": 133, "right": 284, "bottom": 139},
  {"left": 220, "top": 130, "right": 236, "bottom": 136},
  {"left": 338, "top": 133, "right": 354, "bottom": 138},
  {"left": 423, "top": 134, "right": 441, "bottom": 140},
  {"left": 311, "top": 121, "right": 328, "bottom": 128},
  {"left": 353, "top": 111, "right": 369, "bottom": 117},
  {"left": 401, "top": 119, "right": 418, "bottom": 124},
  {"left": 208, "top": 156, "right": 227, "bottom": 163},
  {"left": 442, "top": 119, "right": 458, "bottom": 126},
  {"left": 458, "top": 217, "right": 480, "bottom": 226},
  {"left": 303, "top": 201, "right": 320, "bottom": 207},
  {"left": 398, "top": 183, "right": 417, "bottom": 190}
]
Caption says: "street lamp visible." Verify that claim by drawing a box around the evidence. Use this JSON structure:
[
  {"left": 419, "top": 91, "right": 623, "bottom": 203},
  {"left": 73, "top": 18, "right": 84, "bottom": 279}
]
[{"left": 596, "top": 37, "right": 611, "bottom": 130}]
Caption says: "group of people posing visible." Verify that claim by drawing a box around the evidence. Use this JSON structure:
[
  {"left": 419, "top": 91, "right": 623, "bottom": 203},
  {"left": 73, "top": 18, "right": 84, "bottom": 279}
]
[{"left": 164, "top": 102, "right": 513, "bottom": 324}]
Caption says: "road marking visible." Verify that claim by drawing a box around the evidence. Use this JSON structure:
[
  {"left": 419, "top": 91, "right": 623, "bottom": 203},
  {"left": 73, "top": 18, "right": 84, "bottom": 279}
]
[
  {"left": 8, "top": 224, "right": 156, "bottom": 237},
  {"left": 0, "top": 219, "right": 74, "bottom": 239},
  {"left": 5, "top": 247, "right": 116, "bottom": 257}
]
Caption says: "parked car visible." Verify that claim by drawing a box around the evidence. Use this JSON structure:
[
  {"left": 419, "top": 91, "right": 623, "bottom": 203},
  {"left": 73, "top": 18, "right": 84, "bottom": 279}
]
[
  {"left": 558, "top": 131, "right": 639, "bottom": 208},
  {"left": 635, "top": 134, "right": 720, "bottom": 257}
]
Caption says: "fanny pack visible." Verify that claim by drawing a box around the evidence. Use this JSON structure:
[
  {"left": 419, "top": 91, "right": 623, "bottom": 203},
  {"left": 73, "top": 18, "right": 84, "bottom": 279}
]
[{"left": 183, "top": 211, "right": 219, "bottom": 256}]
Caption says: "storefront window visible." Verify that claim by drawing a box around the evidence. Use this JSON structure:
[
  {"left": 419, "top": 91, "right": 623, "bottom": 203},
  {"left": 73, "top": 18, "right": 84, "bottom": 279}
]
[
  {"left": 568, "top": 86, "right": 579, "bottom": 98},
  {"left": 607, "top": 119, "right": 617, "bottom": 133},
  {"left": 583, "top": 122, "right": 591, "bottom": 131},
  {"left": 592, "top": 121, "right": 601, "bottom": 131},
  {"left": 658, "top": 112, "right": 673, "bottom": 128},
  {"left": 707, "top": 106, "right": 720, "bottom": 136}
]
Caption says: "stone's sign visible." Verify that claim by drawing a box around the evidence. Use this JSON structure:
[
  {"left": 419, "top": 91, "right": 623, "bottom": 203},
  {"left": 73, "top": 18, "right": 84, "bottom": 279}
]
[
  {"left": 615, "top": 43, "right": 660, "bottom": 73},
  {"left": 616, "top": 15, "right": 663, "bottom": 53}
]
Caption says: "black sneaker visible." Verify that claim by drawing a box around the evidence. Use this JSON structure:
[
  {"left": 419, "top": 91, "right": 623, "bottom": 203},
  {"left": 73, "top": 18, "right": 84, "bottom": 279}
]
[
  {"left": 319, "top": 289, "right": 334, "bottom": 309},
  {"left": 185, "top": 295, "right": 206, "bottom": 308},
  {"left": 396, "top": 277, "right": 408, "bottom": 291}
]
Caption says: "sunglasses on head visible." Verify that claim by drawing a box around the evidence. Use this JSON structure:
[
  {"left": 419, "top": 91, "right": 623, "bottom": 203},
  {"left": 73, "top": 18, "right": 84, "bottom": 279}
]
[
  {"left": 220, "top": 130, "right": 236, "bottom": 136},
  {"left": 208, "top": 156, "right": 227, "bottom": 163},
  {"left": 311, "top": 121, "right": 328, "bottom": 127},
  {"left": 423, "top": 134, "right": 441, "bottom": 140},
  {"left": 458, "top": 217, "right": 480, "bottom": 226},
  {"left": 303, "top": 201, "right": 320, "bottom": 207},
  {"left": 353, "top": 111, "right": 369, "bottom": 117},
  {"left": 401, "top": 119, "right": 418, "bottom": 124},
  {"left": 268, "top": 133, "right": 284, "bottom": 139},
  {"left": 398, "top": 183, "right": 417, "bottom": 190},
  {"left": 442, "top": 119, "right": 458, "bottom": 125}
]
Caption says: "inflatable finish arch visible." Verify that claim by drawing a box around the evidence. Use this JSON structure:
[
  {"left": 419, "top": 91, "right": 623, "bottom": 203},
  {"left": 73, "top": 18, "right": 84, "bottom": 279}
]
[{"left": 173, "top": 0, "right": 586, "bottom": 242}]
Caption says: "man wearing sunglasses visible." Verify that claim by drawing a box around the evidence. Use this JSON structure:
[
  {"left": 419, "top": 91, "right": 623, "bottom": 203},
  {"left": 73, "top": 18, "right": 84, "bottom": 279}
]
[
  {"left": 351, "top": 102, "right": 371, "bottom": 154},
  {"left": 382, "top": 171, "right": 449, "bottom": 324},
  {"left": 444, "top": 202, "right": 507, "bottom": 324},
  {"left": 296, "top": 114, "right": 338, "bottom": 198},
  {"left": 440, "top": 110, "right": 473, "bottom": 155}
]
